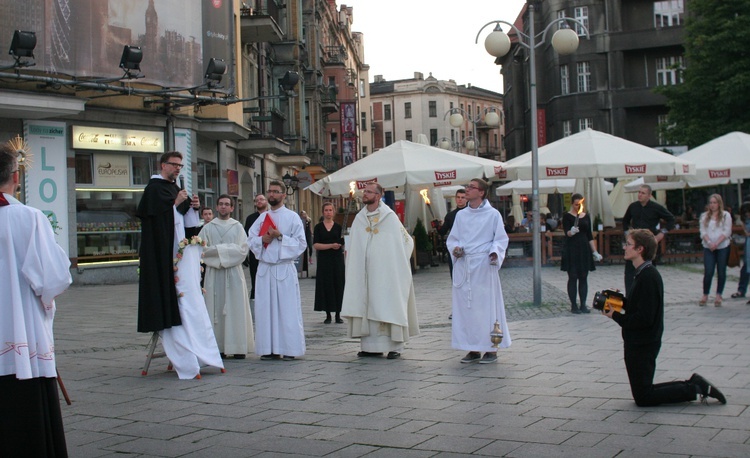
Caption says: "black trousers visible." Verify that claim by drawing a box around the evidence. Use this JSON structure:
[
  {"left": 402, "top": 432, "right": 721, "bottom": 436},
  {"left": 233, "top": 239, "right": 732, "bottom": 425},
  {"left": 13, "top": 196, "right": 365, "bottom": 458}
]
[{"left": 624, "top": 343, "right": 696, "bottom": 407}]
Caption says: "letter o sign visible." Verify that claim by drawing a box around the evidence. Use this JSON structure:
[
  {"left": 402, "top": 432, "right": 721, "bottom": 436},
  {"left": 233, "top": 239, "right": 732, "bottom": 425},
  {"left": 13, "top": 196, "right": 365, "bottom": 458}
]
[{"left": 39, "top": 178, "right": 57, "bottom": 203}]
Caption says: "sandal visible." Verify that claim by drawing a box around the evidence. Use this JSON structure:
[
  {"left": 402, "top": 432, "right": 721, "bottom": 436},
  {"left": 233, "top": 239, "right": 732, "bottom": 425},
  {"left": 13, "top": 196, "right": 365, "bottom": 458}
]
[
  {"left": 699, "top": 296, "right": 708, "bottom": 306},
  {"left": 731, "top": 292, "right": 745, "bottom": 299},
  {"left": 714, "top": 296, "right": 722, "bottom": 307}
]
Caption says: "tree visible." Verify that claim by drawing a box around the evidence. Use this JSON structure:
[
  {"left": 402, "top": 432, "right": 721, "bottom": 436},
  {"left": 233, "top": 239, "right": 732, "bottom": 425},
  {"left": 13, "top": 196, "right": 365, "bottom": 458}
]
[{"left": 659, "top": 0, "right": 750, "bottom": 148}]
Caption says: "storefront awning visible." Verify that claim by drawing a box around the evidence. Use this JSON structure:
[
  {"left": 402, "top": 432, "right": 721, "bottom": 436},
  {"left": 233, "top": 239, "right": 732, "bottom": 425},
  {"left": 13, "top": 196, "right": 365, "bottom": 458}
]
[{"left": 0, "top": 91, "right": 86, "bottom": 119}]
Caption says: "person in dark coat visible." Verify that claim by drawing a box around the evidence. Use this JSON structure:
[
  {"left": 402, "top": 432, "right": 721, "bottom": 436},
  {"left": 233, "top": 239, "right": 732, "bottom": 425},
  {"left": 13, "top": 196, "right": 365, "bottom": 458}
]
[
  {"left": 136, "top": 151, "right": 196, "bottom": 333},
  {"left": 313, "top": 202, "right": 346, "bottom": 323},
  {"left": 604, "top": 229, "right": 727, "bottom": 407},
  {"left": 243, "top": 194, "right": 267, "bottom": 301},
  {"left": 561, "top": 194, "right": 602, "bottom": 314},
  {"left": 437, "top": 188, "right": 467, "bottom": 279}
]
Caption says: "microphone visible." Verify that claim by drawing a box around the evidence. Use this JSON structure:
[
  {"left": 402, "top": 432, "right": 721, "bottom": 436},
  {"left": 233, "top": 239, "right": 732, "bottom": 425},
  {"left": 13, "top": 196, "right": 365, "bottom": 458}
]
[{"left": 179, "top": 175, "right": 185, "bottom": 190}]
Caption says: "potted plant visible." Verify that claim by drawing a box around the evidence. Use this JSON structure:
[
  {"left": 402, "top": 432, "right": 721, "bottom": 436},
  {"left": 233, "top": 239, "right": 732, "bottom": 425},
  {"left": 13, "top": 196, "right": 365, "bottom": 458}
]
[{"left": 413, "top": 218, "right": 433, "bottom": 268}]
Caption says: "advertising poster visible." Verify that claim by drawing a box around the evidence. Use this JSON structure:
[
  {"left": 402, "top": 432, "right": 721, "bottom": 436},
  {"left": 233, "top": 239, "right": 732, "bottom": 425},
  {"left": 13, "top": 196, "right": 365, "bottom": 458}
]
[
  {"left": 24, "top": 121, "right": 69, "bottom": 255},
  {"left": 340, "top": 102, "right": 357, "bottom": 166}
]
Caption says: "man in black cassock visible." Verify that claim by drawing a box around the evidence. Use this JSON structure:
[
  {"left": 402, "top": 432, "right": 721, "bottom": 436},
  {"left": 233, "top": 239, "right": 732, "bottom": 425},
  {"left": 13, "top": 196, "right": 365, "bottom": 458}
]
[
  {"left": 136, "top": 151, "right": 198, "bottom": 333},
  {"left": 243, "top": 193, "right": 267, "bottom": 300}
]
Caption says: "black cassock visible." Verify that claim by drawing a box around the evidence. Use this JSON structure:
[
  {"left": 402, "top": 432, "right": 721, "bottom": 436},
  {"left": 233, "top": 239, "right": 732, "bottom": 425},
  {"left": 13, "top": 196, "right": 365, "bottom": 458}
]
[{"left": 136, "top": 178, "right": 191, "bottom": 333}]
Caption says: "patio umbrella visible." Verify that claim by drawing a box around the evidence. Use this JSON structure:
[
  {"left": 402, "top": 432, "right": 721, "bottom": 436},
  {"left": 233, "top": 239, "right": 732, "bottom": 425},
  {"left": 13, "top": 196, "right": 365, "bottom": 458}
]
[
  {"left": 499, "top": 129, "right": 695, "bottom": 180},
  {"left": 574, "top": 178, "right": 616, "bottom": 228},
  {"left": 306, "top": 140, "right": 504, "bottom": 196},
  {"left": 495, "top": 178, "right": 613, "bottom": 196},
  {"left": 679, "top": 132, "right": 750, "bottom": 182}
]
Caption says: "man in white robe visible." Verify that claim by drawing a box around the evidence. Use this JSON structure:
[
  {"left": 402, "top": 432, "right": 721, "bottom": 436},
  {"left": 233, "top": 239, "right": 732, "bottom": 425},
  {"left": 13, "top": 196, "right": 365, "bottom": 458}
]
[
  {"left": 248, "top": 180, "right": 307, "bottom": 360},
  {"left": 199, "top": 194, "right": 254, "bottom": 359},
  {"left": 341, "top": 183, "right": 419, "bottom": 359},
  {"left": 447, "top": 178, "right": 511, "bottom": 364},
  {"left": 0, "top": 144, "right": 71, "bottom": 456}
]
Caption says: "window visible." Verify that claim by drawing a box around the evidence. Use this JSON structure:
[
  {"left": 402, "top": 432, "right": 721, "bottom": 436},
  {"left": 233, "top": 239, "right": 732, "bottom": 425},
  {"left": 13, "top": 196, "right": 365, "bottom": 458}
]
[
  {"left": 131, "top": 155, "right": 154, "bottom": 185},
  {"left": 577, "top": 61, "right": 591, "bottom": 92},
  {"left": 405, "top": 130, "right": 413, "bottom": 142},
  {"left": 557, "top": 10, "right": 567, "bottom": 30},
  {"left": 75, "top": 153, "right": 93, "bottom": 184},
  {"left": 428, "top": 101, "right": 437, "bottom": 117},
  {"left": 574, "top": 6, "right": 589, "bottom": 36},
  {"left": 385, "top": 131, "right": 393, "bottom": 146},
  {"left": 578, "top": 118, "right": 593, "bottom": 131},
  {"left": 359, "top": 79, "right": 366, "bottom": 97},
  {"left": 430, "top": 129, "right": 438, "bottom": 146},
  {"left": 656, "top": 56, "right": 684, "bottom": 86},
  {"left": 404, "top": 102, "right": 412, "bottom": 119},
  {"left": 384, "top": 104, "right": 391, "bottom": 121},
  {"left": 563, "top": 121, "right": 572, "bottom": 137},
  {"left": 330, "top": 132, "right": 338, "bottom": 157},
  {"left": 654, "top": 0, "right": 683, "bottom": 27},
  {"left": 361, "top": 111, "right": 367, "bottom": 131},
  {"left": 197, "top": 160, "right": 218, "bottom": 211},
  {"left": 560, "top": 65, "right": 569, "bottom": 95}
]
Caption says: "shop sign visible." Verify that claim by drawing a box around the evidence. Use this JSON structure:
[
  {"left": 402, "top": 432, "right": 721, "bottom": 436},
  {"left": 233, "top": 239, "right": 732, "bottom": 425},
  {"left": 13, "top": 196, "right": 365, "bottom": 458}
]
[
  {"left": 72, "top": 126, "right": 164, "bottom": 153},
  {"left": 226, "top": 169, "right": 239, "bottom": 196},
  {"left": 94, "top": 153, "right": 131, "bottom": 187}
]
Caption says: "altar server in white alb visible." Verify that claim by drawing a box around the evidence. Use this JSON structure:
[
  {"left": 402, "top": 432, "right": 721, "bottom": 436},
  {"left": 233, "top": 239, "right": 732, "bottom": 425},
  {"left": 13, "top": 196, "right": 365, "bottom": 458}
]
[
  {"left": 0, "top": 143, "right": 72, "bottom": 457},
  {"left": 341, "top": 182, "right": 419, "bottom": 360},
  {"left": 447, "top": 178, "right": 511, "bottom": 364},
  {"left": 248, "top": 180, "right": 308, "bottom": 360},
  {"left": 199, "top": 194, "right": 254, "bottom": 359}
]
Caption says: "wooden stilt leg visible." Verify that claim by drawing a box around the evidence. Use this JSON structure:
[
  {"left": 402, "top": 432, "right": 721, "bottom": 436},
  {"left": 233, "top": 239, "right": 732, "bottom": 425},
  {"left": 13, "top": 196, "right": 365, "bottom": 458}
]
[
  {"left": 141, "top": 332, "right": 160, "bottom": 376},
  {"left": 56, "top": 369, "right": 72, "bottom": 405}
]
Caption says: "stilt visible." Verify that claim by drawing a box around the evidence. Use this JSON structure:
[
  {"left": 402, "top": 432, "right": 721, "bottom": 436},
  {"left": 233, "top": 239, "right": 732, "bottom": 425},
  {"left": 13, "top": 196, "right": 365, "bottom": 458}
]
[{"left": 141, "top": 332, "right": 167, "bottom": 376}]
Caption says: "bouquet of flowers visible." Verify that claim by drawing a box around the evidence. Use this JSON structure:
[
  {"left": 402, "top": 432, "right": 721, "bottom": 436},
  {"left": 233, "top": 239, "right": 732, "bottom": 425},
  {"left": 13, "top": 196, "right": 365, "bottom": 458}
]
[{"left": 174, "top": 235, "right": 206, "bottom": 267}]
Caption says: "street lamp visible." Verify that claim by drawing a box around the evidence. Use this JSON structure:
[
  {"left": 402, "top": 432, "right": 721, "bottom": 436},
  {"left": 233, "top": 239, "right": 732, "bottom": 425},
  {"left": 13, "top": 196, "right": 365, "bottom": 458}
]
[
  {"left": 475, "top": 4, "right": 588, "bottom": 306},
  {"left": 443, "top": 106, "right": 502, "bottom": 156},
  {"left": 435, "top": 136, "right": 458, "bottom": 151},
  {"left": 282, "top": 172, "right": 299, "bottom": 195}
]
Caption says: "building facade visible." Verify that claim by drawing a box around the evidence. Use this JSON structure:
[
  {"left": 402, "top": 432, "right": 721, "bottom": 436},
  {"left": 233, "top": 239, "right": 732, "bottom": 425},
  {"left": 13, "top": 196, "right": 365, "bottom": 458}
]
[
  {"left": 369, "top": 73, "right": 505, "bottom": 161},
  {"left": 500, "top": 0, "right": 687, "bottom": 159}
]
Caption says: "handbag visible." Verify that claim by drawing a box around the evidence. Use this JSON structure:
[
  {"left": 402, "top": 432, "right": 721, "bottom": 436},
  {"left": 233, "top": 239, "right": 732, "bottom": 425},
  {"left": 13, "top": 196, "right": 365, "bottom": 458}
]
[{"left": 728, "top": 240, "right": 741, "bottom": 268}]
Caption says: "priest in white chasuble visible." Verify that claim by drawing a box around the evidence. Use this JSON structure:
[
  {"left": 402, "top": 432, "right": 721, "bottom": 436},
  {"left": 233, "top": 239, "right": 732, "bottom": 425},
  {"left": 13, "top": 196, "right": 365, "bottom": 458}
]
[{"left": 342, "top": 183, "right": 419, "bottom": 360}]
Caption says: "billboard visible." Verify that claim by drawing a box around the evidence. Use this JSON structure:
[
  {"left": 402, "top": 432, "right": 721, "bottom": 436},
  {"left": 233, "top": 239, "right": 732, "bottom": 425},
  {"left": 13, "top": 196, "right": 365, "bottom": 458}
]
[{"left": 0, "top": 0, "right": 234, "bottom": 90}]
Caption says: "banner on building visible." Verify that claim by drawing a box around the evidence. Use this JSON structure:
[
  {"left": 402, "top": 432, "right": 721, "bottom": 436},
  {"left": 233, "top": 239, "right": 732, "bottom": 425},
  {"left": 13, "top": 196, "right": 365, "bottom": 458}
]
[
  {"left": 340, "top": 102, "right": 357, "bottom": 166},
  {"left": 24, "top": 121, "right": 69, "bottom": 255}
]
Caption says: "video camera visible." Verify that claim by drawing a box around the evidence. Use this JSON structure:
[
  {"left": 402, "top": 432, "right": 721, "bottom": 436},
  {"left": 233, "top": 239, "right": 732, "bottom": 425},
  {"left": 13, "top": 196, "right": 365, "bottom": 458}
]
[{"left": 592, "top": 289, "right": 625, "bottom": 313}]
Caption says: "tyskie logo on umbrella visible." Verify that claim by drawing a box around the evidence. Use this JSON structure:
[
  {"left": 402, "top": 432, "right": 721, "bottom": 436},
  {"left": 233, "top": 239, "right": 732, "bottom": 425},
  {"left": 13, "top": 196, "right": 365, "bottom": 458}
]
[
  {"left": 545, "top": 166, "right": 569, "bottom": 177},
  {"left": 356, "top": 178, "right": 378, "bottom": 189},
  {"left": 708, "top": 169, "right": 731, "bottom": 179},
  {"left": 434, "top": 170, "right": 457, "bottom": 181},
  {"left": 624, "top": 164, "right": 647, "bottom": 174}
]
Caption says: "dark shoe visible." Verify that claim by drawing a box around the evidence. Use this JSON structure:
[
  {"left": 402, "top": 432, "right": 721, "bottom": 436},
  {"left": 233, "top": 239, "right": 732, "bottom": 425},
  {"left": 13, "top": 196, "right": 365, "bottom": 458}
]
[
  {"left": 731, "top": 292, "right": 745, "bottom": 298},
  {"left": 448, "top": 314, "right": 452, "bottom": 320},
  {"left": 335, "top": 318, "right": 344, "bottom": 324},
  {"left": 460, "top": 352, "right": 482, "bottom": 363},
  {"left": 323, "top": 318, "right": 332, "bottom": 324},
  {"left": 386, "top": 351, "right": 401, "bottom": 360},
  {"left": 260, "top": 354, "right": 281, "bottom": 361},
  {"left": 579, "top": 306, "right": 591, "bottom": 314},
  {"left": 479, "top": 352, "right": 498, "bottom": 364},
  {"left": 282, "top": 355, "right": 295, "bottom": 361},
  {"left": 690, "top": 373, "right": 727, "bottom": 404},
  {"left": 571, "top": 307, "right": 581, "bottom": 314},
  {"left": 357, "top": 351, "right": 383, "bottom": 357},
  {"left": 233, "top": 354, "right": 246, "bottom": 359},
  {"left": 220, "top": 353, "right": 227, "bottom": 359}
]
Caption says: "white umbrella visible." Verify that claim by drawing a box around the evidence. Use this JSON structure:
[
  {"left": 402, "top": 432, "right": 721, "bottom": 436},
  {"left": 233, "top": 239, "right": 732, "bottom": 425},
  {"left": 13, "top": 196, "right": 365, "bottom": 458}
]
[
  {"left": 573, "top": 178, "right": 616, "bottom": 228},
  {"left": 679, "top": 132, "right": 750, "bottom": 182},
  {"left": 495, "top": 178, "right": 612, "bottom": 196},
  {"left": 609, "top": 178, "right": 639, "bottom": 218},
  {"left": 499, "top": 129, "right": 695, "bottom": 180},
  {"left": 306, "top": 140, "right": 504, "bottom": 196}
]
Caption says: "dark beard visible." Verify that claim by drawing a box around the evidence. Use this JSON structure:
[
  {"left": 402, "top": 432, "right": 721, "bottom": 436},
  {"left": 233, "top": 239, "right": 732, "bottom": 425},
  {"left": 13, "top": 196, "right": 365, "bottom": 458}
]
[{"left": 267, "top": 196, "right": 280, "bottom": 207}]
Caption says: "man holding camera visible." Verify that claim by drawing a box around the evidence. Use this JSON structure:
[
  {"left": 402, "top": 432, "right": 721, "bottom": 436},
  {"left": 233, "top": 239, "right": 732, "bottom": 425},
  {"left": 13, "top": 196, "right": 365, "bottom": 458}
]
[{"left": 603, "top": 229, "right": 726, "bottom": 407}]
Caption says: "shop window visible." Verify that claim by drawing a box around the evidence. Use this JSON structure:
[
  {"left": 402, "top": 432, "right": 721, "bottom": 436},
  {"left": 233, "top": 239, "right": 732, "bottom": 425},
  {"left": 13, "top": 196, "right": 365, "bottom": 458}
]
[
  {"left": 75, "top": 153, "right": 93, "bottom": 184},
  {"left": 197, "top": 160, "right": 218, "bottom": 210},
  {"left": 132, "top": 155, "right": 155, "bottom": 185}
]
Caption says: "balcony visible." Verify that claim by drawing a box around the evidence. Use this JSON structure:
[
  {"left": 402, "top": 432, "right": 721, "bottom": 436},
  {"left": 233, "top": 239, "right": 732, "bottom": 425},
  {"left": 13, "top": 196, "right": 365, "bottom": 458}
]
[
  {"left": 322, "top": 154, "right": 341, "bottom": 173},
  {"left": 320, "top": 85, "right": 339, "bottom": 115},
  {"left": 240, "top": 1, "right": 283, "bottom": 43},
  {"left": 322, "top": 45, "right": 347, "bottom": 66}
]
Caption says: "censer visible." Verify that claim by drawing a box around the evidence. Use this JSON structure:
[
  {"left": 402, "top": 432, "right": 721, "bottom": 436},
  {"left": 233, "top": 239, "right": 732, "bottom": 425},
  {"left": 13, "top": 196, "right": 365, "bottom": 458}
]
[{"left": 490, "top": 320, "right": 503, "bottom": 348}]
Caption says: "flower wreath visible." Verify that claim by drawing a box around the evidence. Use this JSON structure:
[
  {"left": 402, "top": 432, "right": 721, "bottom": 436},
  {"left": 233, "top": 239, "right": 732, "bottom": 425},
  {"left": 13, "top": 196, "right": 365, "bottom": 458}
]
[{"left": 173, "top": 236, "right": 207, "bottom": 295}]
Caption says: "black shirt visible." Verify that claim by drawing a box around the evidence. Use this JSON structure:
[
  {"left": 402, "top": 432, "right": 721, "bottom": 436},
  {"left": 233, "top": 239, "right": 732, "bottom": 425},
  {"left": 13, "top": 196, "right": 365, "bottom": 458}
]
[{"left": 622, "top": 200, "right": 675, "bottom": 234}]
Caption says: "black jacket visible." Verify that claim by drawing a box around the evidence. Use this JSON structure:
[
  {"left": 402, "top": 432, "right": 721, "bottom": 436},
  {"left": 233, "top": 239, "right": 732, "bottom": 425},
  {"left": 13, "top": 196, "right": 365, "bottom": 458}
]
[{"left": 613, "top": 263, "right": 664, "bottom": 346}]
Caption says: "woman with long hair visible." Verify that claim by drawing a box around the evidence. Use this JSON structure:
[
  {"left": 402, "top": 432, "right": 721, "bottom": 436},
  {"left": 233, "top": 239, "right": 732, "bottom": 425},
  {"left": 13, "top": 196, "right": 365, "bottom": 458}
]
[
  {"left": 312, "top": 202, "right": 346, "bottom": 323},
  {"left": 561, "top": 193, "right": 602, "bottom": 314},
  {"left": 699, "top": 194, "right": 733, "bottom": 306}
]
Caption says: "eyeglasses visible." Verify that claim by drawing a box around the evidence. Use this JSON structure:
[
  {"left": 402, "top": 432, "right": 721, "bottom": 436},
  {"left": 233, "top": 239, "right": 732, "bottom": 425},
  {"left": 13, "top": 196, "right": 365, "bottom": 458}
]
[
  {"left": 165, "top": 162, "right": 184, "bottom": 168},
  {"left": 362, "top": 190, "right": 380, "bottom": 195},
  {"left": 465, "top": 185, "right": 480, "bottom": 191},
  {"left": 622, "top": 241, "right": 636, "bottom": 249},
  {"left": 267, "top": 190, "right": 284, "bottom": 195}
]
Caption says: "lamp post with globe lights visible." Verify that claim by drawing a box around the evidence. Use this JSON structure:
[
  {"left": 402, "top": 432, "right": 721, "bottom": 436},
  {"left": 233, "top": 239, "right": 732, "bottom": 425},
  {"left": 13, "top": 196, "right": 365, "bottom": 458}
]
[
  {"left": 475, "top": 4, "right": 589, "bottom": 306},
  {"left": 443, "top": 107, "right": 502, "bottom": 156}
]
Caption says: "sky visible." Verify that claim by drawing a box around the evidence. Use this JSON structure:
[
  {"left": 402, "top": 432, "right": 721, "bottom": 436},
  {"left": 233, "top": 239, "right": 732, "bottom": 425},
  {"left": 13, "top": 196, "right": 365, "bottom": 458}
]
[{"left": 341, "top": 0, "right": 527, "bottom": 93}]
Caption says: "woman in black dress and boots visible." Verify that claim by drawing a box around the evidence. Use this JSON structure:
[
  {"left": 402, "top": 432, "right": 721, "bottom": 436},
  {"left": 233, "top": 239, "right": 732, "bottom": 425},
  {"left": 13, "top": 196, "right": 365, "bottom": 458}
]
[
  {"left": 313, "top": 202, "right": 346, "bottom": 323},
  {"left": 561, "top": 193, "right": 603, "bottom": 314}
]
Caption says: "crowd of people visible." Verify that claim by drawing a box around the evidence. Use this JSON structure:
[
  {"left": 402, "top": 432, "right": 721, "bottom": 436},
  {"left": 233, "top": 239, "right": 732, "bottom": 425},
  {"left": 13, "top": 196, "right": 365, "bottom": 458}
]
[{"left": 4, "top": 144, "right": 737, "bottom": 456}]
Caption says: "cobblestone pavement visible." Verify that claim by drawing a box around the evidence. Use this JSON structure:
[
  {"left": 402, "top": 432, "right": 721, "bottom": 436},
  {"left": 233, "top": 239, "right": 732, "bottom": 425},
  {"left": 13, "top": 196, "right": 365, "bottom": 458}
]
[{"left": 54, "top": 261, "right": 750, "bottom": 457}]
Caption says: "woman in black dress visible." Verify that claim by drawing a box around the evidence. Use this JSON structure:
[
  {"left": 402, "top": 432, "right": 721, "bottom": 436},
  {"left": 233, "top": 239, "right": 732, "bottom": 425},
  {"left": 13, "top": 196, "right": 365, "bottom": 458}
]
[
  {"left": 561, "top": 193, "right": 602, "bottom": 314},
  {"left": 313, "top": 202, "right": 346, "bottom": 323}
]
